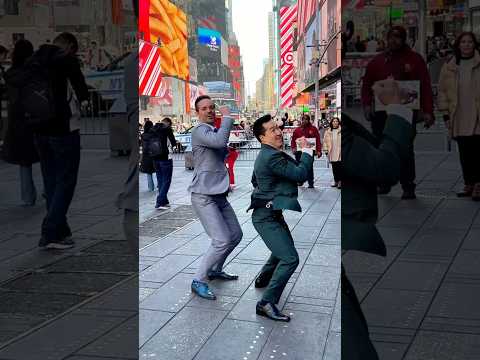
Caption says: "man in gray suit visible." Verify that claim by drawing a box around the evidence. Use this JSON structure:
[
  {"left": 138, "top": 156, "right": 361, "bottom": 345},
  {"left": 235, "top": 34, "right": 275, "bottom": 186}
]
[{"left": 188, "top": 95, "right": 243, "bottom": 300}]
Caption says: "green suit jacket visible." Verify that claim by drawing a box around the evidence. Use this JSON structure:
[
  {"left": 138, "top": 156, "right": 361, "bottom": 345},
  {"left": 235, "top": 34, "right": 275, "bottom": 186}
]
[
  {"left": 342, "top": 113, "right": 414, "bottom": 256},
  {"left": 249, "top": 144, "right": 314, "bottom": 212}
]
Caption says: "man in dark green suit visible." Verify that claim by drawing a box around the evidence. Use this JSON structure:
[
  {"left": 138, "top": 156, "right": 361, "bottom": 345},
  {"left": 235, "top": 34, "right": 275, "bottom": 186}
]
[
  {"left": 248, "top": 114, "right": 314, "bottom": 322},
  {"left": 342, "top": 79, "right": 416, "bottom": 359}
]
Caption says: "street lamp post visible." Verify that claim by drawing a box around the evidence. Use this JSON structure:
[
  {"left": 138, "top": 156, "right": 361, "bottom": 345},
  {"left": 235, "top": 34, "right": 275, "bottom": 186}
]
[
  {"left": 313, "top": 0, "right": 321, "bottom": 128},
  {"left": 308, "top": 0, "right": 340, "bottom": 128},
  {"left": 274, "top": 0, "right": 281, "bottom": 111}
]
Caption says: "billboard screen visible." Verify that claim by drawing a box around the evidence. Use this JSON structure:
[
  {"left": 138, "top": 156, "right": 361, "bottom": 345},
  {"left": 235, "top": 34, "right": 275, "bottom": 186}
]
[
  {"left": 198, "top": 27, "right": 222, "bottom": 60},
  {"left": 203, "top": 81, "right": 232, "bottom": 98},
  {"left": 192, "top": 0, "right": 227, "bottom": 38},
  {"left": 139, "top": 0, "right": 189, "bottom": 80}
]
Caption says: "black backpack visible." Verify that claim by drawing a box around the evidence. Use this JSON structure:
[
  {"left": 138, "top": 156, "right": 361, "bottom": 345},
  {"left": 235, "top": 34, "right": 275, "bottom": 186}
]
[
  {"left": 142, "top": 131, "right": 166, "bottom": 157},
  {"left": 11, "top": 54, "right": 56, "bottom": 131}
]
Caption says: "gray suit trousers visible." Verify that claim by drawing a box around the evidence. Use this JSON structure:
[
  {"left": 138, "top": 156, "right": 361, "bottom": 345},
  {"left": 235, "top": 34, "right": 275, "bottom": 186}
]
[{"left": 191, "top": 193, "right": 243, "bottom": 282}]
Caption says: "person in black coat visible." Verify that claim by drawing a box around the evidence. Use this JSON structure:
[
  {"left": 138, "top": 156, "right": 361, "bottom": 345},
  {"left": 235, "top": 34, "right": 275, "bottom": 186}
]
[
  {"left": 342, "top": 79, "right": 415, "bottom": 359},
  {"left": 2, "top": 39, "right": 40, "bottom": 206},
  {"left": 140, "top": 120, "right": 156, "bottom": 191}
]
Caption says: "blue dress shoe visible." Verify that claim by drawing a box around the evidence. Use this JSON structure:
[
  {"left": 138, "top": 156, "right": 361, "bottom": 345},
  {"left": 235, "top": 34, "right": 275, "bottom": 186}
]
[
  {"left": 207, "top": 270, "right": 239, "bottom": 281},
  {"left": 191, "top": 280, "right": 216, "bottom": 300}
]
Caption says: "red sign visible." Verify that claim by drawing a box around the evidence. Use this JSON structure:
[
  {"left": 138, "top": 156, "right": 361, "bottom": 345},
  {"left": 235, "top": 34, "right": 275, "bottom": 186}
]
[{"left": 139, "top": 39, "right": 163, "bottom": 97}]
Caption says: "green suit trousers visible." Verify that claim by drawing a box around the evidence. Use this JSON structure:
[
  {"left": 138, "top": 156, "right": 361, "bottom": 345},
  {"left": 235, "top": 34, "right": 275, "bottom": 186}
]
[{"left": 252, "top": 207, "right": 299, "bottom": 304}]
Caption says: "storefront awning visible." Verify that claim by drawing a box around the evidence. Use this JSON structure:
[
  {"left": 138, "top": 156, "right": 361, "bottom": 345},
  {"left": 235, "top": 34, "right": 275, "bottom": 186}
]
[{"left": 296, "top": 67, "right": 341, "bottom": 95}]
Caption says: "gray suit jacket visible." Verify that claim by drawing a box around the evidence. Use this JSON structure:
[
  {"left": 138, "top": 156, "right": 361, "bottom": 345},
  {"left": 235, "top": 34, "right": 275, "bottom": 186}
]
[{"left": 188, "top": 117, "right": 233, "bottom": 195}]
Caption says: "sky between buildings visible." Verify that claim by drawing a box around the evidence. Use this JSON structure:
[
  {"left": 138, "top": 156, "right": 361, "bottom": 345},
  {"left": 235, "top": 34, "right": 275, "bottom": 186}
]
[{"left": 231, "top": 0, "right": 272, "bottom": 98}]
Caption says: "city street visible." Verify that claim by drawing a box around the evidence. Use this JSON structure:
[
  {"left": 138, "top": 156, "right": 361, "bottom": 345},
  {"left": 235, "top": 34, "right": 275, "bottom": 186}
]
[
  {"left": 343, "top": 107, "right": 480, "bottom": 359},
  {"left": 139, "top": 156, "right": 341, "bottom": 360}
]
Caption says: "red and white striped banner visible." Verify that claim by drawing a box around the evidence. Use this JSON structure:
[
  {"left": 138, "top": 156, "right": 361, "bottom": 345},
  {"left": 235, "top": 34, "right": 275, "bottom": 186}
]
[
  {"left": 280, "top": 4, "right": 297, "bottom": 109},
  {"left": 138, "top": 39, "right": 163, "bottom": 97}
]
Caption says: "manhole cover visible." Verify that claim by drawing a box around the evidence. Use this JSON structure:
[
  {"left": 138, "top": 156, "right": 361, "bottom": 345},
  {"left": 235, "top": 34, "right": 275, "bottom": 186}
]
[
  {"left": 0, "top": 291, "right": 87, "bottom": 317},
  {"left": 44, "top": 254, "right": 136, "bottom": 273},
  {"left": 1, "top": 273, "right": 127, "bottom": 296},
  {"left": 83, "top": 241, "right": 133, "bottom": 255}
]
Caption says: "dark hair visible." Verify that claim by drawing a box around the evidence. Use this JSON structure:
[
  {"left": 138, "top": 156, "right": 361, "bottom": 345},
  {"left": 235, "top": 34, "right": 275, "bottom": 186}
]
[
  {"left": 329, "top": 117, "right": 341, "bottom": 130},
  {"left": 144, "top": 120, "right": 153, "bottom": 132},
  {"left": 252, "top": 114, "right": 272, "bottom": 142},
  {"left": 453, "top": 32, "right": 479, "bottom": 64},
  {"left": 11, "top": 39, "right": 34, "bottom": 68},
  {"left": 194, "top": 95, "right": 212, "bottom": 111},
  {"left": 54, "top": 32, "right": 79, "bottom": 54},
  {"left": 302, "top": 114, "right": 311, "bottom": 122},
  {"left": 0, "top": 45, "right": 7, "bottom": 56},
  {"left": 162, "top": 117, "right": 173, "bottom": 126},
  {"left": 387, "top": 26, "right": 407, "bottom": 43}
]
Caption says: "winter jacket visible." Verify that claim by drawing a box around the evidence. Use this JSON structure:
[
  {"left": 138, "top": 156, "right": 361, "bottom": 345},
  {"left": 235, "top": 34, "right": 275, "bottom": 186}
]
[
  {"left": 361, "top": 46, "right": 434, "bottom": 117},
  {"left": 140, "top": 131, "right": 155, "bottom": 174},
  {"left": 150, "top": 123, "right": 177, "bottom": 161},
  {"left": 2, "top": 66, "right": 39, "bottom": 166},
  {"left": 7, "top": 44, "right": 89, "bottom": 136},
  {"left": 290, "top": 124, "right": 322, "bottom": 154},
  {"left": 322, "top": 127, "right": 341, "bottom": 162},
  {"left": 437, "top": 51, "right": 480, "bottom": 138}
]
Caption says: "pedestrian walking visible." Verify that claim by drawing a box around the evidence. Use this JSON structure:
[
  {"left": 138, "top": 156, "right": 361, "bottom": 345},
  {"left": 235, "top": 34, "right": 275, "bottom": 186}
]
[
  {"left": 2, "top": 39, "right": 41, "bottom": 206},
  {"left": 226, "top": 146, "right": 239, "bottom": 190},
  {"left": 214, "top": 114, "right": 239, "bottom": 190},
  {"left": 249, "top": 114, "right": 314, "bottom": 322},
  {"left": 438, "top": 32, "right": 480, "bottom": 201},
  {"left": 139, "top": 120, "right": 156, "bottom": 192},
  {"left": 361, "top": 25, "right": 434, "bottom": 199},
  {"left": 188, "top": 95, "right": 243, "bottom": 300},
  {"left": 149, "top": 118, "right": 176, "bottom": 210},
  {"left": 323, "top": 117, "right": 342, "bottom": 188},
  {"left": 343, "top": 78, "right": 415, "bottom": 359},
  {"left": 290, "top": 114, "right": 322, "bottom": 188},
  {"left": 18, "top": 33, "right": 89, "bottom": 250},
  {"left": 8, "top": 33, "right": 89, "bottom": 249}
]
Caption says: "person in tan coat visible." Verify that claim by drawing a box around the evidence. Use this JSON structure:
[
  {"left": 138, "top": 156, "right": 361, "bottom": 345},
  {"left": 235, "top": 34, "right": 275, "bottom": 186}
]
[
  {"left": 323, "top": 117, "right": 342, "bottom": 188},
  {"left": 438, "top": 32, "right": 480, "bottom": 200}
]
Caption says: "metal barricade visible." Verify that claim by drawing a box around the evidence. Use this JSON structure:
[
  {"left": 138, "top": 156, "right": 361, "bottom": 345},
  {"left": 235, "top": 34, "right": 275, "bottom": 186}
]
[{"left": 80, "top": 89, "right": 119, "bottom": 135}]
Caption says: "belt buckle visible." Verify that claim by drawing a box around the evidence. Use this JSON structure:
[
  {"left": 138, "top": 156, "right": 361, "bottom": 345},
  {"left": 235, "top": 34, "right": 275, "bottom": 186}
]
[{"left": 266, "top": 201, "right": 272, "bottom": 209}]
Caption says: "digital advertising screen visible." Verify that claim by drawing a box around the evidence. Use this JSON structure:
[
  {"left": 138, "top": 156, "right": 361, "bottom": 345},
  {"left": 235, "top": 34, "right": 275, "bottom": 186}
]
[{"left": 139, "top": 0, "right": 189, "bottom": 80}]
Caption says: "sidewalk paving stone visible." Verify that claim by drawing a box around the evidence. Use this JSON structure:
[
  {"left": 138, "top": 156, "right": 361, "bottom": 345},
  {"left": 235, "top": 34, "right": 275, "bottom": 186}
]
[
  {"left": 139, "top": 161, "right": 339, "bottom": 359},
  {"left": 342, "top": 139, "right": 480, "bottom": 358}
]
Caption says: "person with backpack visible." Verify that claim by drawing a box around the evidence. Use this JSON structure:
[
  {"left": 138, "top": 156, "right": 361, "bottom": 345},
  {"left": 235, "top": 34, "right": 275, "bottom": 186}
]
[
  {"left": 140, "top": 120, "right": 156, "bottom": 192},
  {"left": 2, "top": 39, "right": 40, "bottom": 206},
  {"left": 10, "top": 33, "right": 89, "bottom": 250},
  {"left": 146, "top": 117, "right": 176, "bottom": 210}
]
